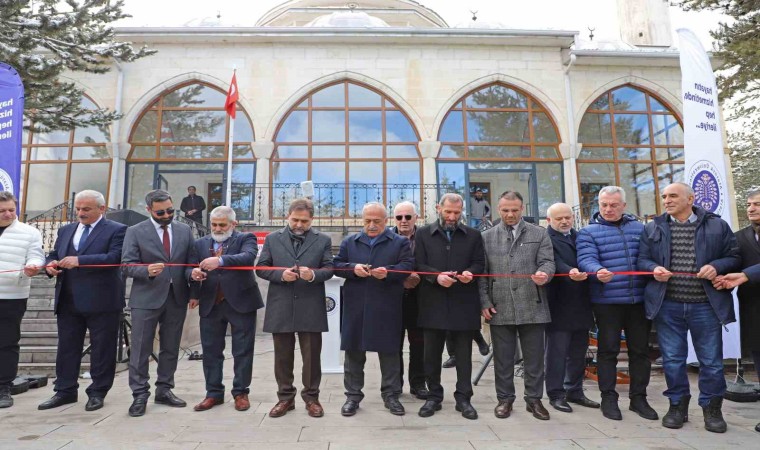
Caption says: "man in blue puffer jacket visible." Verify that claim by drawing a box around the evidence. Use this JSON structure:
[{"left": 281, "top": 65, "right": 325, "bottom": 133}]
[{"left": 576, "top": 186, "right": 656, "bottom": 422}]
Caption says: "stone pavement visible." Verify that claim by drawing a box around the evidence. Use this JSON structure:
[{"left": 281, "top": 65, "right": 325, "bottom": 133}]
[{"left": 2, "top": 334, "right": 759, "bottom": 449}]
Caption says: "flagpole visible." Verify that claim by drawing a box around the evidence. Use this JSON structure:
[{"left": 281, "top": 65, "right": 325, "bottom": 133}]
[{"left": 225, "top": 68, "right": 236, "bottom": 206}]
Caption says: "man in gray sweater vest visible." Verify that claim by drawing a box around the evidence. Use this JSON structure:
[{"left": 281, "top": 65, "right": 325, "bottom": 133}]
[{"left": 638, "top": 182, "right": 740, "bottom": 433}]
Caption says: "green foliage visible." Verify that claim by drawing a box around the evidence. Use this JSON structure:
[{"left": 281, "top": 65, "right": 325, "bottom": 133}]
[
  {"left": 0, "top": 0, "right": 155, "bottom": 132},
  {"left": 680, "top": 1, "right": 760, "bottom": 118}
]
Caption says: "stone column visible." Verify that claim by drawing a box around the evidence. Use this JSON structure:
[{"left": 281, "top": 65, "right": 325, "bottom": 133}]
[
  {"left": 253, "top": 141, "right": 274, "bottom": 225},
  {"left": 559, "top": 142, "right": 581, "bottom": 207},
  {"left": 418, "top": 140, "right": 441, "bottom": 222}
]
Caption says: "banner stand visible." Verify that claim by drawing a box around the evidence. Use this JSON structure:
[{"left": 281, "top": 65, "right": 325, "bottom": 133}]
[{"left": 322, "top": 276, "right": 344, "bottom": 374}]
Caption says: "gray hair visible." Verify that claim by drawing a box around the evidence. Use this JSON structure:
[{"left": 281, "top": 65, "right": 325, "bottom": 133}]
[
  {"left": 0, "top": 191, "right": 17, "bottom": 203},
  {"left": 747, "top": 189, "right": 760, "bottom": 200},
  {"left": 598, "top": 186, "right": 626, "bottom": 202},
  {"left": 393, "top": 201, "right": 418, "bottom": 215},
  {"left": 145, "top": 189, "right": 172, "bottom": 208},
  {"left": 362, "top": 202, "right": 387, "bottom": 218},
  {"left": 75, "top": 190, "right": 106, "bottom": 207},
  {"left": 546, "top": 202, "right": 572, "bottom": 217},
  {"left": 210, "top": 205, "right": 236, "bottom": 222},
  {"left": 439, "top": 193, "right": 464, "bottom": 207}
]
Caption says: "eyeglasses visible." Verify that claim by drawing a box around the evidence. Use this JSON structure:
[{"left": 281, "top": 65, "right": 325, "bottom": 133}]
[
  {"left": 153, "top": 207, "right": 175, "bottom": 217},
  {"left": 395, "top": 215, "right": 413, "bottom": 221}
]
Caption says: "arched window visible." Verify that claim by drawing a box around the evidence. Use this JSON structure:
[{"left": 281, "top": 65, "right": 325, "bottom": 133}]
[
  {"left": 577, "top": 85, "right": 684, "bottom": 219},
  {"left": 126, "top": 81, "right": 256, "bottom": 220},
  {"left": 21, "top": 96, "right": 112, "bottom": 218},
  {"left": 436, "top": 83, "right": 563, "bottom": 220},
  {"left": 272, "top": 80, "right": 421, "bottom": 217}
]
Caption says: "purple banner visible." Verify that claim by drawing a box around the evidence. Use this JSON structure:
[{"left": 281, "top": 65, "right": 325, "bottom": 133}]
[{"left": 0, "top": 62, "right": 24, "bottom": 198}]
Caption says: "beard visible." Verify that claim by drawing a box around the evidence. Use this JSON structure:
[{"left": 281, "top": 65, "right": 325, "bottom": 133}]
[
  {"left": 211, "top": 228, "right": 233, "bottom": 243},
  {"left": 438, "top": 216, "right": 457, "bottom": 232},
  {"left": 155, "top": 215, "right": 173, "bottom": 226},
  {"left": 289, "top": 225, "right": 307, "bottom": 236}
]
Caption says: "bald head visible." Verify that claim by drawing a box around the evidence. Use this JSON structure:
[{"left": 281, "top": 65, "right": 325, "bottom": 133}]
[
  {"left": 546, "top": 202, "right": 574, "bottom": 234},
  {"left": 662, "top": 182, "right": 694, "bottom": 221}
]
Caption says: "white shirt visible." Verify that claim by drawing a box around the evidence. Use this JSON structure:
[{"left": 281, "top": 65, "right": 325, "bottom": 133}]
[
  {"left": 150, "top": 217, "right": 173, "bottom": 251},
  {"left": 73, "top": 215, "right": 103, "bottom": 251}
]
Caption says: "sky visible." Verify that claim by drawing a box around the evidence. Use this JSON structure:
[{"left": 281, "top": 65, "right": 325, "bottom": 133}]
[{"left": 115, "top": 0, "right": 728, "bottom": 49}]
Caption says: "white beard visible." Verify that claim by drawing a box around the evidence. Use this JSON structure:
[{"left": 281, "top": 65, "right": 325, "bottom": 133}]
[{"left": 211, "top": 229, "right": 233, "bottom": 243}]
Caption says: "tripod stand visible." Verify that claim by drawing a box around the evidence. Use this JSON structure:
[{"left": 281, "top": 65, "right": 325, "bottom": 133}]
[
  {"left": 472, "top": 337, "right": 523, "bottom": 385},
  {"left": 81, "top": 311, "right": 158, "bottom": 364}
]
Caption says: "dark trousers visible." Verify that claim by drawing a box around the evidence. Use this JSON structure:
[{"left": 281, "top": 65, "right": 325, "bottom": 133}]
[
  {"left": 491, "top": 323, "right": 546, "bottom": 401},
  {"left": 200, "top": 301, "right": 256, "bottom": 399},
  {"left": 0, "top": 299, "right": 27, "bottom": 388},
  {"left": 445, "top": 330, "right": 487, "bottom": 356},
  {"left": 400, "top": 327, "right": 425, "bottom": 390},
  {"left": 344, "top": 350, "right": 402, "bottom": 402},
  {"left": 592, "top": 303, "right": 651, "bottom": 399},
  {"left": 128, "top": 289, "right": 188, "bottom": 398},
  {"left": 424, "top": 329, "right": 473, "bottom": 403},
  {"left": 273, "top": 332, "right": 321, "bottom": 402},
  {"left": 655, "top": 300, "right": 725, "bottom": 407},
  {"left": 545, "top": 329, "right": 589, "bottom": 401},
  {"left": 54, "top": 298, "right": 120, "bottom": 398}
]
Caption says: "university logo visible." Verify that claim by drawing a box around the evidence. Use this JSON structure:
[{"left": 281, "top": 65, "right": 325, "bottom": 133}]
[
  {"left": 0, "top": 168, "right": 14, "bottom": 193},
  {"left": 689, "top": 160, "right": 724, "bottom": 214},
  {"left": 325, "top": 296, "right": 337, "bottom": 315}
]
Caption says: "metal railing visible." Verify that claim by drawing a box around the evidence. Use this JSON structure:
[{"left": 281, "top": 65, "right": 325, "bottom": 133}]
[
  {"left": 26, "top": 195, "right": 209, "bottom": 252},
  {"left": 237, "top": 183, "right": 457, "bottom": 230}
]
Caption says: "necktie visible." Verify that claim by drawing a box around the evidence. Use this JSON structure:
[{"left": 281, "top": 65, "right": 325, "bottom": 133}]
[
  {"left": 506, "top": 225, "right": 514, "bottom": 241},
  {"left": 78, "top": 224, "right": 91, "bottom": 250},
  {"left": 161, "top": 225, "right": 171, "bottom": 257}
]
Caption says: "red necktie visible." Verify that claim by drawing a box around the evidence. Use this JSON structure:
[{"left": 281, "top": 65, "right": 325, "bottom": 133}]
[{"left": 161, "top": 225, "right": 171, "bottom": 258}]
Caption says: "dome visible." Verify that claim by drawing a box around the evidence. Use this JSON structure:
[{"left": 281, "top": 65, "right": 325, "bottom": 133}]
[{"left": 305, "top": 10, "right": 391, "bottom": 28}]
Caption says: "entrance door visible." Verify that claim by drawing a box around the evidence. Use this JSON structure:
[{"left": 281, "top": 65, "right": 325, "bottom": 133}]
[
  {"left": 152, "top": 165, "right": 226, "bottom": 224},
  {"left": 468, "top": 169, "right": 539, "bottom": 223}
]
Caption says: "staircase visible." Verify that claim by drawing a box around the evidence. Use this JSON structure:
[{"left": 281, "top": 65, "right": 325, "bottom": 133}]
[{"left": 18, "top": 277, "right": 91, "bottom": 376}]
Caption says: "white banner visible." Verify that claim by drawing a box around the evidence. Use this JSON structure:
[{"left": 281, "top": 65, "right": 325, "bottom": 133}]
[{"left": 678, "top": 28, "right": 741, "bottom": 361}]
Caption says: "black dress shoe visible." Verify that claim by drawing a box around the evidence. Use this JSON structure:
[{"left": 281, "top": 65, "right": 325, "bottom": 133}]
[
  {"left": 629, "top": 396, "right": 658, "bottom": 420},
  {"left": 410, "top": 387, "right": 429, "bottom": 400},
  {"left": 155, "top": 390, "right": 187, "bottom": 407},
  {"left": 442, "top": 356, "right": 457, "bottom": 368},
  {"left": 384, "top": 397, "right": 405, "bottom": 416},
  {"left": 418, "top": 400, "right": 442, "bottom": 417},
  {"left": 567, "top": 395, "right": 600, "bottom": 409},
  {"left": 476, "top": 338, "right": 490, "bottom": 356},
  {"left": 341, "top": 400, "right": 360, "bottom": 416},
  {"left": 38, "top": 394, "right": 78, "bottom": 410},
  {"left": 129, "top": 397, "right": 148, "bottom": 417},
  {"left": 755, "top": 422, "right": 760, "bottom": 433},
  {"left": 601, "top": 396, "right": 622, "bottom": 420},
  {"left": 550, "top": 398, "right": 572, "bottom": 413},
  {"left": 85, "top": 397, "right": 104, "bottom": 411},
  {"left": 455, "top": 400, "right": 478, "bottom": 420},
  {"left": 0, "top": 388, "right": 12, "bottom": 408}
]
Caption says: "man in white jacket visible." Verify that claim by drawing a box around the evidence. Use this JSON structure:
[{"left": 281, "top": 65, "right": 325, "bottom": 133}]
[{"left": 0, "top": 191, "right": 44, "bottom": 408}]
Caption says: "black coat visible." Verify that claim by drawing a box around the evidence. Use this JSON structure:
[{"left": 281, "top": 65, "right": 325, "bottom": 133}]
[
  {"left": 335, "top": 229, "right": 414, "bottom": 353},
  {"left": 545, "top": 227, "right": 593, "bottom": 332},
  {"left": 190, "top": 231, "right": 264, "bottom": 317},
  {"left": 180, "top": 195, "right": 206, "bottom": 222},
  {"left": 736, "top": 225, "right": 760, "bottom": 353},
  {"left": 414, "top": 222, "right": 485, "bottom": 331}
]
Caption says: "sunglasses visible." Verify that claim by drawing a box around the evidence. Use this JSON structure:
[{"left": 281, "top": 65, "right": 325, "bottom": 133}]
[
  {"left": 395, "top": 215, "right": 413, "bottom": 221},
  {"left": 153, "top": 207, "right": 175, "bottom": 217}
]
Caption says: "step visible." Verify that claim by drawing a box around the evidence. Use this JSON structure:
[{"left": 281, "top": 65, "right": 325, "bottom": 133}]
[
  {"left": 21, "top": 319, "right": 58, "bottom": 332},
  {"left": 26, "top": 297, "right": 54, "bottom": 309},
  {"left": 17, "top": 362, "right": 91, "bottom": 377},
  {"left": 20, "top": 346, "right": 90, "bottom": 363},
  {"left": 23, "top": 306, "right": 55, "bottom": 319},
  {"left": 20, "top": 331, "right": 90, "bottom": 347}
]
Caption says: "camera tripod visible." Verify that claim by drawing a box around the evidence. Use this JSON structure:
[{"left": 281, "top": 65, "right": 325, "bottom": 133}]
[{"left": 81, "top": 310, "right": 158, "bottom": 364}]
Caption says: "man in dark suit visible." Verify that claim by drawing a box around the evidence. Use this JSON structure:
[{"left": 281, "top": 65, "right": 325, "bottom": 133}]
[
  {"left": 121, "top": 189, "right": 197, "bottom": 417},
  {"left": 713, "top": 189, "right": 760, "bottom": 433},
  {"left": 544, "top": 203, "right": 599, "bottom": 413},
  {"left": 189, "top": 206, "right": 263, "bottom": 412},
  {"left": 334, "top": 202, "right": 414, "bottom": 417},
  {"left": 38, "top": 190, "right": 126, "bottom": 412},
  {"left": 180, "top": 186, "right": 206, "bottom": 225},
  {"left": 257, "top": 198, "right": 334, "bottom": 418},
  {"left": 415, "top": 193, "right": 485, "bottom": 420}
]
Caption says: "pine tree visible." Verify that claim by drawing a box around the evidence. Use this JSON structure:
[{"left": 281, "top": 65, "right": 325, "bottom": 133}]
[
  {"left": 680, "top": 0, "right": 760, "bottom": 118},
  {"left": 0, "top": 0, "right": 155, "bottom": 132}
]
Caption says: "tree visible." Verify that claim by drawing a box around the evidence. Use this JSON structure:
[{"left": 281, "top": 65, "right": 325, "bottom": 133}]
[
  {"left": 0, "top": 0, "right": 155, "bottom": 132},
  {"left": 729, "top": 130, "right": 760, "bottom": 227},
  {"left": 680, "top": 1, "right": 760, "bottom": 120}
]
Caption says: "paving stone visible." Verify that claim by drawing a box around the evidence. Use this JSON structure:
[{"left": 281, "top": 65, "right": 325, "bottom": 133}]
[
  {"left": 470, "top": 440, "right": 582, "bottom": 449},
  {"left": 572, "top": 437, "right": 694, "bottom": 449}
]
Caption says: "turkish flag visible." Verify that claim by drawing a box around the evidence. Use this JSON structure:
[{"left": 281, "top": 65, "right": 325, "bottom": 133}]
[{"left": 225, "top": 72, "right": 239, "bottom": 118}]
